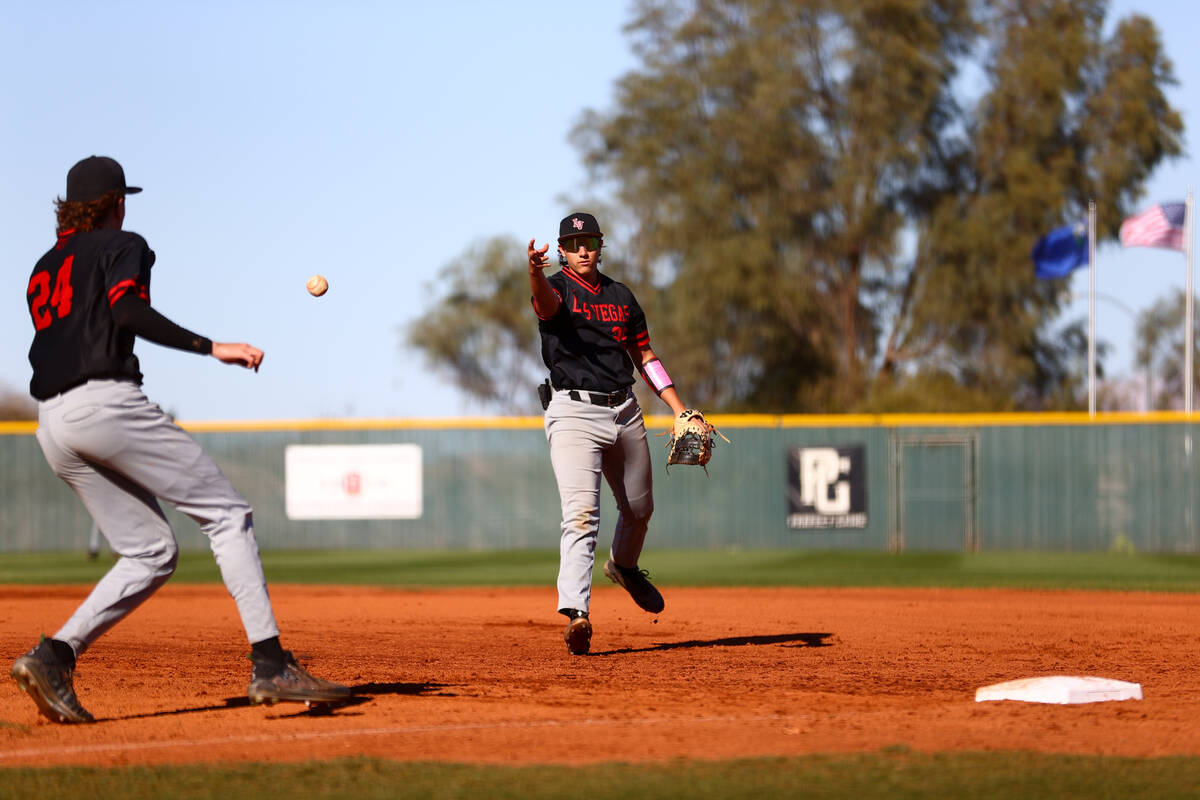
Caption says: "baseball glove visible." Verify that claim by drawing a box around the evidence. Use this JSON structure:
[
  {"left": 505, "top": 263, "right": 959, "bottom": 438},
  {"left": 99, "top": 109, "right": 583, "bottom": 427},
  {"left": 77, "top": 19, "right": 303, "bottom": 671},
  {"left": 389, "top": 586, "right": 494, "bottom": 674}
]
[{"left": 663, "top": 409, "right": 730, "bottom": 473}]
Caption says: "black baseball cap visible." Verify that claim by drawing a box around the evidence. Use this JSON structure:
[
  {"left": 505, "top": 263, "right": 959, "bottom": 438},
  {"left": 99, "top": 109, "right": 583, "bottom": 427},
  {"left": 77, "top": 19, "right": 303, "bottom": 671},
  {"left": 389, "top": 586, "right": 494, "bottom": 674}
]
[
  {"left": 66, "top": 156, "right": 142, "bottom": 203},
  {"left": 559, "top": 212, "right": 603, "bottom": 241}
]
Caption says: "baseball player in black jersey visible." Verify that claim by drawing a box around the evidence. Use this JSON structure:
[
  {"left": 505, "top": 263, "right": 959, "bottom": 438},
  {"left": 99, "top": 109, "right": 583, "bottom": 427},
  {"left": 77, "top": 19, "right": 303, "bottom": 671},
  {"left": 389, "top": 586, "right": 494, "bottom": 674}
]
[
  {"left": 10, "top": 156, "right": 349, "bottom": 724},
  {"left": 528, "top": 212, "right": 694, "bottom": 656}
]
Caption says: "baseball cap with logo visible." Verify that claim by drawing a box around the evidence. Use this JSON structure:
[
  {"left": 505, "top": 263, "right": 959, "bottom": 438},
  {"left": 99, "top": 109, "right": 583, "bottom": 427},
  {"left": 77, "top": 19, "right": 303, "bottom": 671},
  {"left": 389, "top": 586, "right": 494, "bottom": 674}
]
[
  {"left": 558, "top": 212, "right": 603, "bottom": 241},
  {"left": 66, "top": 156, "right": 143, "bottom": 203}
]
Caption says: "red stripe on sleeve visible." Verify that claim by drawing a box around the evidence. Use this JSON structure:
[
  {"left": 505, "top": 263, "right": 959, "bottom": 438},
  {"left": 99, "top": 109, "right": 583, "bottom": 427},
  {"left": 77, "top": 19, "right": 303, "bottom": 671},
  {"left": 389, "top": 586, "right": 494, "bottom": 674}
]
[
  {"left": 532, "top": 288, "right": 563, "bottom": 321},
  {"left": 108, "top": 280, "right": 138, "bottom": 305},
  {"left": 108, "top": 280, "right": 148, "bottom": 306}
]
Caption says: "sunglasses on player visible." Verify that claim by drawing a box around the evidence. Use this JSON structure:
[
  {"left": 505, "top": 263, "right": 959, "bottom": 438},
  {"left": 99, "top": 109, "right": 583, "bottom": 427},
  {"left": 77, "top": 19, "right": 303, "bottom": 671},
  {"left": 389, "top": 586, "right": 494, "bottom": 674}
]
[{"left": 560, "top": 236, "right": 601, "bottom": 252}]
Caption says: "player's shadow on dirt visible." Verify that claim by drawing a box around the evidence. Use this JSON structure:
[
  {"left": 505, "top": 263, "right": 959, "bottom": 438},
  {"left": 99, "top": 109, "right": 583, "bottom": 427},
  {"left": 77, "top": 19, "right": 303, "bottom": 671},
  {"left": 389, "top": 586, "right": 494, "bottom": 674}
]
[
  {"left": 591, "top": 632, "right": 833, "bottom": 656},
  {"left": 350, "top": 680, "right": 458, "bottom": 698},
  {"left": 106, "top": 681, "right": 453, "bottom": 722}
]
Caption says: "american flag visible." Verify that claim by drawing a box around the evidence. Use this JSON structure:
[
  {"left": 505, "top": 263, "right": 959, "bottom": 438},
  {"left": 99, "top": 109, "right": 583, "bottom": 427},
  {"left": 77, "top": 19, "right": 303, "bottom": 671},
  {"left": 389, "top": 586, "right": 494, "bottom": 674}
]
[{"left": 1119, "top": 201, "right": 1187, "bottom": 251}]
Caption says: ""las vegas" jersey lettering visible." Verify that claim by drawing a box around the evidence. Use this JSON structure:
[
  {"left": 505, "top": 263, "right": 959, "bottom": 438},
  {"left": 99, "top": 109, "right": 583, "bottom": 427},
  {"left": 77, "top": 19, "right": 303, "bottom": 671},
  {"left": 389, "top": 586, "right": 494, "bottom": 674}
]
[
  {"left": 570, "top": 295, "right": 630, "bottom": 325},
  {"left": 534, "top": 267, "right": 650, "bottom": 393}
]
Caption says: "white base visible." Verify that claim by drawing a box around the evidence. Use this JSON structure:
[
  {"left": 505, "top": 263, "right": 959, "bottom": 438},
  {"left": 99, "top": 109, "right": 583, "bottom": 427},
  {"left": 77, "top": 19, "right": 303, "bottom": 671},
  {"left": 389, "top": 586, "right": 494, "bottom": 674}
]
[{"left": 975, "top": 675, "right": 1143, "bottom": 704}]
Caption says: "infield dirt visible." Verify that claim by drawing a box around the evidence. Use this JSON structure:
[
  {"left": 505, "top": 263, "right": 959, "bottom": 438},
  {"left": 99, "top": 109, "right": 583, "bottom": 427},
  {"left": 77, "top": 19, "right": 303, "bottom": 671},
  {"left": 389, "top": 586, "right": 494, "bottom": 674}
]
[{"left": 1, "top": 585, "right": 1197, "bottom": 767}]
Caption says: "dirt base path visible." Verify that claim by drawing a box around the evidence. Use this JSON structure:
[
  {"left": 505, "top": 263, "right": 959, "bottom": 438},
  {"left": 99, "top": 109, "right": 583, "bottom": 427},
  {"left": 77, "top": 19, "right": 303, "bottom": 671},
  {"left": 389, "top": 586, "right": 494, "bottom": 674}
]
[{"left": 0, "top": 585, "right": 1197, "bottom": 767}]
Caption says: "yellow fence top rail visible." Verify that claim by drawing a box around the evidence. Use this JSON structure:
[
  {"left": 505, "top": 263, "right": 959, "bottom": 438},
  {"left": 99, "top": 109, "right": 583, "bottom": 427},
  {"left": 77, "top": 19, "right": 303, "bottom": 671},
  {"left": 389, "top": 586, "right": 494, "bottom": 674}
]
[{"left": 1, "top": 410, "right": 1197, "bottom": 435}]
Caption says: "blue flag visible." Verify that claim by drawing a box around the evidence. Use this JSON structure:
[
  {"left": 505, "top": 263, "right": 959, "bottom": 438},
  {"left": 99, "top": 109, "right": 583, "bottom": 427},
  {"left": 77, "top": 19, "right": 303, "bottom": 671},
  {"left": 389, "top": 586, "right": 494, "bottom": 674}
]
[{"left": 1032, "top": 222, "right": 1088, "bottom": 279}]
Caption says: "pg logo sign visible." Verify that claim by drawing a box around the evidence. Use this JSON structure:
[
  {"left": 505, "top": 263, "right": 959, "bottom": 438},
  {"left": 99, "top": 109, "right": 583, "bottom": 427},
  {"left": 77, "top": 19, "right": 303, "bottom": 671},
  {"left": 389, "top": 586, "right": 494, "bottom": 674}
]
[{"left": 787, "top": 446, "right": 867, "bottom": 529}]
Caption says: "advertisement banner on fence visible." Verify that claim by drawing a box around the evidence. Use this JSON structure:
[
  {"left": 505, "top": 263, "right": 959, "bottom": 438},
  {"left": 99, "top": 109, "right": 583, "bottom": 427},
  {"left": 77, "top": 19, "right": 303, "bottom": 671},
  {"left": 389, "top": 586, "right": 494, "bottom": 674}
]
[
  {"left": 285, "top": 444, "right": 422, "bottom": 520},
  {"left": 787, "top": 445, "right": 867, "bottom": 529}
]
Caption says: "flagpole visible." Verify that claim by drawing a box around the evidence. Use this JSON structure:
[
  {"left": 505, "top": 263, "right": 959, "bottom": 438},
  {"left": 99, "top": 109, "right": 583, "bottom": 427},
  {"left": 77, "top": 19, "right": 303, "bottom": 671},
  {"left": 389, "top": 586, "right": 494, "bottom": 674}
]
[
  {"left": 1186, "top": 187, "right": 1195, "bottom": 414},
  {"left": 1088, "top": 200, "right": 1097, "bottom": 417},
  {"left": 1186, "top": 188, "right": 1196, "bottom": 550}
]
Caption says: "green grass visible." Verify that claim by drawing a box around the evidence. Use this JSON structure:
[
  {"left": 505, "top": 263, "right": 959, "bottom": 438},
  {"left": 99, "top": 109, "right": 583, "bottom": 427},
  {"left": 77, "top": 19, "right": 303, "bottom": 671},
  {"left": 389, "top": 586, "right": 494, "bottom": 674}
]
[
  {"left": 3, "top": 752, "right": 1200, "bottom": 799},
  {"left": 0, "top": 549, "right": 1198, "bottom": 591}
]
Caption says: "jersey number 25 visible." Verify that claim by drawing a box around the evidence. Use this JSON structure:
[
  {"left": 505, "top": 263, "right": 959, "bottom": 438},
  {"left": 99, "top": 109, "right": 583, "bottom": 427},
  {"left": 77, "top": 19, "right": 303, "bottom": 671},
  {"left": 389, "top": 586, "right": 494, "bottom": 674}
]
[{"left": 28, "top": 255, "right": 74, "bottom": 331}]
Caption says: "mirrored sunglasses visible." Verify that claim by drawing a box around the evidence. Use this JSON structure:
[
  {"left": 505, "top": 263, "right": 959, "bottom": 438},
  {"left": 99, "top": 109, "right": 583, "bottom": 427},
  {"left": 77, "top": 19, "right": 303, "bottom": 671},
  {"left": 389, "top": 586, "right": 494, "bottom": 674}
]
[{"left": 560, "top": 236, "right": 601, "bottom": 252}]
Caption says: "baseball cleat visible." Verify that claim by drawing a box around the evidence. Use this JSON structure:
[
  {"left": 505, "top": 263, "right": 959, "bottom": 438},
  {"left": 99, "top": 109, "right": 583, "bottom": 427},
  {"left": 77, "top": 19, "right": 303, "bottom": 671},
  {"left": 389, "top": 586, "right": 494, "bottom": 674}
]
[
  {"left": 10, "top": 639, "right": 94, "bottom": 724},
  {"left": 562, "top": 610, "right": 592, "bottom": 655},
  {"left": 247, "top": 650, "right": 351, "bottom": 706},
  {"left": 604, "top": 558, "right": 665, "bottom": 614}
]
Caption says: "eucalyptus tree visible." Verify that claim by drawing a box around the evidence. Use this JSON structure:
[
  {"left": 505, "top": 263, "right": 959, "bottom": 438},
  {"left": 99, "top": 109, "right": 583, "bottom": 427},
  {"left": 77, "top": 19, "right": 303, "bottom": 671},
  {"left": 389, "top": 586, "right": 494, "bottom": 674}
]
[{"left": 410, "top": 0, "right": 1181, "bottom": 413}]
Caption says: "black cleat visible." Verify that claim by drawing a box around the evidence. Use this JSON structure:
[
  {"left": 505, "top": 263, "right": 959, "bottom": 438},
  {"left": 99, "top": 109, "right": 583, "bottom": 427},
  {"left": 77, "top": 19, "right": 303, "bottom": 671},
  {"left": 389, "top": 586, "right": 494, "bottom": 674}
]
[
  {"left": 604, "top": 558, "right": 665, "bottom": 614},
  {"left": 247, "top": 650, "right": 351, "bottom": 706},
  {"left": 11, "top": 638, "right": 94, "bottom": 724},
  {"left": 562, "top": 609, "right": 592, "bottom": 655}
]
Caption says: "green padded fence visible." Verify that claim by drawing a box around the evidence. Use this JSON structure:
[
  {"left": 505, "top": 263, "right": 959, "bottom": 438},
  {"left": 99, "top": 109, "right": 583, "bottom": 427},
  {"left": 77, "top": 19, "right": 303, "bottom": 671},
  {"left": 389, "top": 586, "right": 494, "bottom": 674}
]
[{"left": 1, "top": 413, "right": 1197, "bottom": 553}]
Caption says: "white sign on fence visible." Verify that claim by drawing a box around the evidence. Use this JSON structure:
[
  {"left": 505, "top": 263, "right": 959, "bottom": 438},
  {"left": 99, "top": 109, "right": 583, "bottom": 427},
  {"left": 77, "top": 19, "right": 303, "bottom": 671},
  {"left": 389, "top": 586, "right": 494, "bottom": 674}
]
[{"left": 284, "top": 444, "right": 422, "bottom": 520}]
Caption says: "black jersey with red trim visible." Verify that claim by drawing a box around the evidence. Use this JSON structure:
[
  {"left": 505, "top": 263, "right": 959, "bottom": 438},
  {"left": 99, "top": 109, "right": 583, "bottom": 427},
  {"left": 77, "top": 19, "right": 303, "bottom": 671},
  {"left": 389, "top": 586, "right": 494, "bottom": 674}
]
[
  {"left": 26, "top": 229, "right": 155, "bottom": 399},
  {"left": 535, "top": 267, "right": 650, "bottom": 393}
]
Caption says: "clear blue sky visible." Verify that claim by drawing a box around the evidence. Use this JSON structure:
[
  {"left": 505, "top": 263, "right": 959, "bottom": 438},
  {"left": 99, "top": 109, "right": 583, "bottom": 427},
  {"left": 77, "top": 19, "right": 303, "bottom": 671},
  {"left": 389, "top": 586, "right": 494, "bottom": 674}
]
[{"left": 1, "top": 1, "right": 1194, "bottom": 420}]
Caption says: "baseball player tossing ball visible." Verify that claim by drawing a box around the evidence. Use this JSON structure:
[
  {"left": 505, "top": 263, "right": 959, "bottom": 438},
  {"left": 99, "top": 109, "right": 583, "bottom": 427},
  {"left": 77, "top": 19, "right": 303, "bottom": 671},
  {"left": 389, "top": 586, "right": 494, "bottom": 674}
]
[
  {"left": 10, "top": 156, "right": 349, "bottom": 724},
  {"left": 528, "top": 212, "right": 692, "bottom": 655}
]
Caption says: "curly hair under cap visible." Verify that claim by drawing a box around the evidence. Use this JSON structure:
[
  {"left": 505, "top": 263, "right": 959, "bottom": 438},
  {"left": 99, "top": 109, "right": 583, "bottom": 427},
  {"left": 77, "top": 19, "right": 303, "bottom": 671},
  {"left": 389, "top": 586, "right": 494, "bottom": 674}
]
[{"left": 54, "top": 190, "right": 123, "bottom": 234}]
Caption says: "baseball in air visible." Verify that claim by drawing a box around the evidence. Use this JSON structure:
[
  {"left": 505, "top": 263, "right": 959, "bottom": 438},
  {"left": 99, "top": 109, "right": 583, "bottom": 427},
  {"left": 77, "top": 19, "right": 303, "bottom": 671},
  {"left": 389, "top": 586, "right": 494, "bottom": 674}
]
[{"left": 306, "top": 274, "right": 328, "bottom": 297}]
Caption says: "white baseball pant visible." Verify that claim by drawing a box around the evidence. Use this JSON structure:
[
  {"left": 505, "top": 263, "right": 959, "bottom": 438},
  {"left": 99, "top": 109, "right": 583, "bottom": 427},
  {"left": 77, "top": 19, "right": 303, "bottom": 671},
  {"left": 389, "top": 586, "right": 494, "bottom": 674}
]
[{"left": 35, "top": 379, "right": 279, "bottom": 656}]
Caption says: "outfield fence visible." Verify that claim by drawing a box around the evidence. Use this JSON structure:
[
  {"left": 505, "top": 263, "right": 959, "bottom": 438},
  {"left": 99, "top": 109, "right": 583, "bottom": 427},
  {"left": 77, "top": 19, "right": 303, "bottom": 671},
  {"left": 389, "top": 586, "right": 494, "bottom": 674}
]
[{"left": 1, "top": 413, "right": 1197, "bottom": 553}]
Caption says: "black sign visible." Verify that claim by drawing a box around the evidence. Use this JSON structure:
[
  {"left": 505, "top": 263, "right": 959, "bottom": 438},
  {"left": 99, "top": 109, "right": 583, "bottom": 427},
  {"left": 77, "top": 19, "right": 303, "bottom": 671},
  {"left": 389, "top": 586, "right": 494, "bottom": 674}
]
[{"left": 787, "top": 445, "right": 867, "bottom": 529}]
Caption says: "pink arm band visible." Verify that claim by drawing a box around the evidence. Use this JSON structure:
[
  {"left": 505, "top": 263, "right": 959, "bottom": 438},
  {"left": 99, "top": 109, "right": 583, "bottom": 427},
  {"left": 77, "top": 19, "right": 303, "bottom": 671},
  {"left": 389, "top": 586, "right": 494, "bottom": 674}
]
[{"left": 642, "top": 358, "right": 674, "bottom": 394}]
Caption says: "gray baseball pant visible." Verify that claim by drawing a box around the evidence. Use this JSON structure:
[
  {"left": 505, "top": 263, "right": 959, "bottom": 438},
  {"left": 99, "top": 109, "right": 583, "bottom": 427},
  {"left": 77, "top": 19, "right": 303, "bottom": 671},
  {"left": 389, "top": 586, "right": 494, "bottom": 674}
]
[
  {"left": 544, "top": 390, "right": 654, "bottom": 613},
  {"left": 35, "top": 379, "right": 279, "bottom": 657}
]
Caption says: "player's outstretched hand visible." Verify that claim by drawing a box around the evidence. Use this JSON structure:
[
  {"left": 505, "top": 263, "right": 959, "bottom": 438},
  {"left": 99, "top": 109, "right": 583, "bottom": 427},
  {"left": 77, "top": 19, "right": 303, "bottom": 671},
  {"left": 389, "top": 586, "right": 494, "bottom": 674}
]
[
  {"left": 528, "top": 239, "right": 551, "bottom": 272},
  {"left": 211, "top": 342, "right": 264, "bottom": 372}
]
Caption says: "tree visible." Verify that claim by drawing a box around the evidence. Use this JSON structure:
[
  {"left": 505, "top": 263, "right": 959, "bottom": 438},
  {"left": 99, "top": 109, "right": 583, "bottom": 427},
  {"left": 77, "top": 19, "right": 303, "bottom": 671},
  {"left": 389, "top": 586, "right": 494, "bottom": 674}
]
[
  {"left": 410, "top": 0, "right": 1182, "bottom": 413},
  {"left": 899, "top": 3, "right": 1182, "bottom": 411},
  {"left": 406, "top": 237, "right": 549, "bottom": 414},
  {"left": 1135, "top": 288, "right": 1197, "bottom": 409}
]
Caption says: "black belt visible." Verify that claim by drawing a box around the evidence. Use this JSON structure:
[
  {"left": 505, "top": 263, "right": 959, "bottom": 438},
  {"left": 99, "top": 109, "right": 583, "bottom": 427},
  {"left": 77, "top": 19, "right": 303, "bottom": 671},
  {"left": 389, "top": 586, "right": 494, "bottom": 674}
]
[
  {"left": 566, "top": 387, "right": 630, "bottom": 407},
  {"left": 38, "top": 374, "right": 135, "bottom": 401}
]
